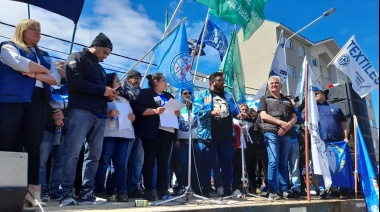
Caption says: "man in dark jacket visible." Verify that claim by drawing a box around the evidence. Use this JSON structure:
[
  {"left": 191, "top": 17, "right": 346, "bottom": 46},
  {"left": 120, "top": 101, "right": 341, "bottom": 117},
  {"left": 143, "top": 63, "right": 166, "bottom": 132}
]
[{"left": 60, "top": 33, "right": 116, "bottom": 206}]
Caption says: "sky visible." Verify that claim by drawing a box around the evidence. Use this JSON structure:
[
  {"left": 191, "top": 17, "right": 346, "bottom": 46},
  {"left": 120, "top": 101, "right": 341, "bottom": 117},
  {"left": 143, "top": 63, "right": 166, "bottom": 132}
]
[{"left": 0, "top": 0, "right": 378, "bottom": 130}]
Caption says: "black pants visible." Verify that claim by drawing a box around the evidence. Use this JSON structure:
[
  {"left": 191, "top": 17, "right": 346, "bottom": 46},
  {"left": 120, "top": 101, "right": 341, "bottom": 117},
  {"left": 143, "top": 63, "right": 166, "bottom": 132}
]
[
  {"left": 141, "top": 129, "right": 175, "bottom": 195},
  {"left": 0, "top": 87, "right": 47, "bottom": 185}
]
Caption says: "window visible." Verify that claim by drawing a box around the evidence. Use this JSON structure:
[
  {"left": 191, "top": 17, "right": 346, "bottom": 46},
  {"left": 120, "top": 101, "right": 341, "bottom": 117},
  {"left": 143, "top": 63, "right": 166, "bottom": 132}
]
[
  {"left": 321, "top": 66, "right": 331, "bottom": 79},
  {"left": 373, "top": 140, "right": 377, "bottom": 149},
  {"left": 287, "top": 65, "right": 296, "bottom": 78},
  {"left": 311, "top": 57, "right": 318, "bottom": 67},
  {"left": 298, "top": 45, "right": 305, "bottom": 58},
  {"left": 337, "top": 69, "right": 346, "bottom": 80},
  {"left": 365, "top": 98, "right": 372, "bottom": 107},
  {"left": 369, "top": 119, "right": 375, "bottom": 128},
  {"left": 284, "top": 37, "right": 293, "bottom": 49}
]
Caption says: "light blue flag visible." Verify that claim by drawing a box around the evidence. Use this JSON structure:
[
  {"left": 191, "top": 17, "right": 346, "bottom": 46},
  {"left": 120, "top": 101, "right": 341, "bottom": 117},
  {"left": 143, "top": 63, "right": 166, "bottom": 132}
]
[
  {"left": 153, "top": 22, "right": 193, "bottom": 91},
  {"left": 357, "top": 123, "right": 379, "bottom": 212},
  {"left": 198, "top": 19, "right": 228, "bottom": 61},
  {"left": 325, "top": 141, "right": 355, "bottom": 189}
]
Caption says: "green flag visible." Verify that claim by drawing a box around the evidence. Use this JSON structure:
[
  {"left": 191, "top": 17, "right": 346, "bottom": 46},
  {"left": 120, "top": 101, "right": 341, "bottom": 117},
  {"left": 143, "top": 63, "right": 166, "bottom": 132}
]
[
  {"left": 196, "top": 0, "right": 266, "bottom": 40},
  {"left": 219, "top": 28, "right": 246, "bottom": 104}
]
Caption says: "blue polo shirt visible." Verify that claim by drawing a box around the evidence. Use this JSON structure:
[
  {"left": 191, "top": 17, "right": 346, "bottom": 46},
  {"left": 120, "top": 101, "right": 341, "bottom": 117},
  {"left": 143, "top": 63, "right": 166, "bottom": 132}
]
[{"left": 317, "top": 101, "right": 346, "bottom": 141}]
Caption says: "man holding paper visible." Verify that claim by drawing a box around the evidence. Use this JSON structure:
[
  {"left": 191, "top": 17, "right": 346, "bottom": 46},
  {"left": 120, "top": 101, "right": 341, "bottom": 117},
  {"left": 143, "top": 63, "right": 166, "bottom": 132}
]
[{"left": 133, "top": 73, "right": 181, "bottom": 201}]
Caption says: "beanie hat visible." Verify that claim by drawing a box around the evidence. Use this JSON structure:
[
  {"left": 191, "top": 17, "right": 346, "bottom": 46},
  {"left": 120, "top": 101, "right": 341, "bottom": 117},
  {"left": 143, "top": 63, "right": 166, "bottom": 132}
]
[
  {"left": 127, "top": 70, "right": 142, "bottom": 78},
  {"left": 90, "top": 32, "right": 113, "bottom": 51}
]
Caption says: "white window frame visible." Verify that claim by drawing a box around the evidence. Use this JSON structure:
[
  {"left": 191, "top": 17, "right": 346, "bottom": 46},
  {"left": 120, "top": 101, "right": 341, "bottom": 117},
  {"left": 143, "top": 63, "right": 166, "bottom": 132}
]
[
  {"left": 284, "top": 37, "right": 293, "bottom": 50},
  {"left": 311, "top": 57, "right": 318, "bottom": 67},
  {"left": 321, "top": 66, "right": 331, "bottom": 79},
  {"left": 365, "top": 98, "right": 372, "bottom": 107},
  {"left": 287, "top": 65, "right": 296, "bottom": 78},
  {"left": 298, "top": 45, "right": 305, "bottom": 58}
]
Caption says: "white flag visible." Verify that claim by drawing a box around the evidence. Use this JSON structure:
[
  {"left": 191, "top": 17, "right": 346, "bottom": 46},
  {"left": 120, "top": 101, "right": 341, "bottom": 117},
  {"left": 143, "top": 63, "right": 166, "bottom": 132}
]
[
  {"left": 301, "top": 59, "right": 332, "bottom": 189},
  {"left": 269, "top": 30, "right": 288, "bottom": 83},
  {"left": 333, "top": 35, "right": 379, "bottom": 98},
  {"left": 295, "top": 56, "right": 322, "bottom": 100},
  {"left": 251, "top": 82, "right": 267, "bottom": 111}
]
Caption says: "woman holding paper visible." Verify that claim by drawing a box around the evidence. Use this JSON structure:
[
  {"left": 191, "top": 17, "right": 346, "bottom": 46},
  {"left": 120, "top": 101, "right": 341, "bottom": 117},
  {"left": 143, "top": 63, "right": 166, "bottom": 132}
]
[
  {"left": 133, "top": 72, "right": 180, "bottom": 201},
  {"left": 94, "top": 73, "right": 135, "bottom": 202}
]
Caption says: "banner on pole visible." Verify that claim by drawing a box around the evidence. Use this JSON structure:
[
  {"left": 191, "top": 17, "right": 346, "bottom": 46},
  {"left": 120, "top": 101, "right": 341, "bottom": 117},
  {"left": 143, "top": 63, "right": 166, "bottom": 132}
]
[{"left": 333, "top": 35, "right": 379, "bottom": 98}]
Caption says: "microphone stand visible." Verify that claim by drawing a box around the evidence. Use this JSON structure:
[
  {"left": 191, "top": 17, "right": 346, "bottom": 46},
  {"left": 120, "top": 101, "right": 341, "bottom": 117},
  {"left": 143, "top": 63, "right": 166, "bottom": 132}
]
[
  {"left": 153, "top": 100, "right": 224, "bottom": 206},
  {"left": 221, "top": 89, "right": 273, "bottom": 202}
]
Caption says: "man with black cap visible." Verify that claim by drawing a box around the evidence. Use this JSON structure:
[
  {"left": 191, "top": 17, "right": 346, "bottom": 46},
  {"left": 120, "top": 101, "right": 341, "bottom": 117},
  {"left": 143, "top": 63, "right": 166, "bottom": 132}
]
[
  {"left": 313, "top": 87, "right": 350, "bottom": 199},
  {"left": 60, "top": 32, "right": 117, "bottom": 206},
  {"left": 118, "top": 70, "right": 145, "bottom": 198}
]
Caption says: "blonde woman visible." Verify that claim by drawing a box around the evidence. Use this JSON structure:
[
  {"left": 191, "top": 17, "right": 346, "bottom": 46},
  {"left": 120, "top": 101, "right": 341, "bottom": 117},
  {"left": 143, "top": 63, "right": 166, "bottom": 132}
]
[{"left": 0, "top": 19, "right": 60, "bottom": 207}]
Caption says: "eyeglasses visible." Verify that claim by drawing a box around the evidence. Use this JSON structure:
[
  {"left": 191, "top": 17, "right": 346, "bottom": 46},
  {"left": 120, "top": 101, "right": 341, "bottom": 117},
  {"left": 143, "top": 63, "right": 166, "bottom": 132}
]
[
  {"left": 215, "top": 79, "right": 225, "bottom": 83},
  {"left": 182, "top": 92, "right": 192, "bottom": 95}
]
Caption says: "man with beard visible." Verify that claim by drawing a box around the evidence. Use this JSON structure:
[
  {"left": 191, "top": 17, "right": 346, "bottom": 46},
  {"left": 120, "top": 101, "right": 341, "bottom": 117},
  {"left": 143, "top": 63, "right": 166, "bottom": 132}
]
[
  {"left": 193, "top": 72, "right": 239, "bottom": 198},
  {"left": 119, "top": 70, "right": 145, "bottom": 198}
]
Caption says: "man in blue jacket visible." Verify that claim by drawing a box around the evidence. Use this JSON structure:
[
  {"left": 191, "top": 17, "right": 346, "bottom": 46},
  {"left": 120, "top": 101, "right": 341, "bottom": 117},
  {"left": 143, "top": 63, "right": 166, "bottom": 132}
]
[
  {"left": 193, "top": 72, "right": 239, "bottom": 198},
  {"left": 60, "top": 33, "right": 117, "bottom": 206}
]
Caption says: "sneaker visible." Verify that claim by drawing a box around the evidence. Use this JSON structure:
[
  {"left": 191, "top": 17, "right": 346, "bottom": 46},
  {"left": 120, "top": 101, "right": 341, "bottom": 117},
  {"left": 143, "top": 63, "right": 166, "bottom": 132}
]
[
  {"left": 160, "top": 195, "right": 174, "bottom": 200},
  {"left": 217, "top": 187, "right": 224, "bottom": 196},
  {"left": 143, "top": 190, "right": 158, "bottom": 201},
  {"left": 50, "top": 192, "right": 62, "bottom": 201},
  {"left": 222, "top": 190, "right": 233, "bottom": 197},
  {"left": 41, "top": 189, "right": 50, "bottom": 202},
  {"left": 116, "top": 192, "right": 129, "bottom": 202},
  {"left": 285, "top": 191, "right": 300, "bottom": 199},
  {"left": 339, "top": 189, "right": 350, "bottom": 199},
  {"left": 128, "top": 190, "right": 144, "bottom": 198},
  {"left": 268, "top": 192, "right": 281, "bottom": 200},
  {"left": 77, "top": 192, "right": 107, "bottom": 205},
  {"left": 60, "top": 193, "right": 77, "bottom": 206},
  {"left": 319, "top": 190, "right": 329, "bottom": 199}
]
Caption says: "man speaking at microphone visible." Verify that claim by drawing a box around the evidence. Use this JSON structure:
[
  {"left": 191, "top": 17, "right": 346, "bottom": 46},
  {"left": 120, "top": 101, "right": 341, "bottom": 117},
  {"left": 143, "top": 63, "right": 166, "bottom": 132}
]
[{"left": 193, "top": 71, "right": 239, "bottom": 197}]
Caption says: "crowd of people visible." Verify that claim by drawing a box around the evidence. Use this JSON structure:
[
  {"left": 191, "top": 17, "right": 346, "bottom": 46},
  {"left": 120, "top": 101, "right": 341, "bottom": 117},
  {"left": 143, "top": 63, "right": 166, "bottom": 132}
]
[{"left": 0, "top": 19, "right": 353, "bottom": 208}]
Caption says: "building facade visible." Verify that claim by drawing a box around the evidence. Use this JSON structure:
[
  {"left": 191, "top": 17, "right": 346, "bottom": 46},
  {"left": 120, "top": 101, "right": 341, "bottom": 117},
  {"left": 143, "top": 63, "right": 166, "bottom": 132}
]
[{"left": 236, "top": 20, "right": 379, "bottom": 166}]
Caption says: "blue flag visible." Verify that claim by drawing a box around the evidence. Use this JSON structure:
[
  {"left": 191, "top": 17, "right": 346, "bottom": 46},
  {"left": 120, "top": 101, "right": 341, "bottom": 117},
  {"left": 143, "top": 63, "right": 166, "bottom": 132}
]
[
  {"left": 357, "top": 124, "right": 379, "bottom": 212},
  {"left": 13, "top": 0, "right": 84, "bottom": 24},
  {"left": 153, "top": 22, "right": 193, "bottom": 91},
  {"left": 197, "top": 19, "right": 228, "bottom": 61},
  {"left": 325, "top": 141, "right": 355, "bottom": 189}
]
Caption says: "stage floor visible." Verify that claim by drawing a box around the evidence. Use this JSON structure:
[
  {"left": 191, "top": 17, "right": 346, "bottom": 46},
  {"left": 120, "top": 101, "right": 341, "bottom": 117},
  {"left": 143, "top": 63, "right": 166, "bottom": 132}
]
[{"left": 24, "top": 193, "right": 367, "bottom": 212}]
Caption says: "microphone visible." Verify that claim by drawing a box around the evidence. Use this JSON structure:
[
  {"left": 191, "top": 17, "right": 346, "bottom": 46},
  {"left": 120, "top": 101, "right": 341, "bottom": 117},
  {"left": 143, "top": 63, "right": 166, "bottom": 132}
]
[
  {"left": 182, "top": 98, "right": 193, "bottom": 105},
  {"left": 224, "top": 85, "right": 234, "bottom": 89}
]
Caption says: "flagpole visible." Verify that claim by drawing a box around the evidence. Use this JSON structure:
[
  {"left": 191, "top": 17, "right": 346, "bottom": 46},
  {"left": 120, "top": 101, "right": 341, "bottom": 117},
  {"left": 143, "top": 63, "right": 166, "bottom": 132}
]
[
  {"left": 354, "top": 115, "right": 358, "bottom": 199},
  {"left": 283, "top": 7, "right": 336, "bottom": 94},
  {"left": 304, "top": 62, "right": 311, "bottom": 202},
  {"left": 311, "top": 35, "right": 351, "bottom": 86},
  {"left": 69, "top": 24, "right": 77, "bottom": 54},
  {"left": 192, "top": 8, "right": 211, "bottom": 85},
  {"left": 120, "top": 0, "right": 184, "bottom": 82}
]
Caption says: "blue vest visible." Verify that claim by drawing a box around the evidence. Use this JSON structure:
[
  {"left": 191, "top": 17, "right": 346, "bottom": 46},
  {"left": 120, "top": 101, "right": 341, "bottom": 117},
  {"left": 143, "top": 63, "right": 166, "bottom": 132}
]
[
  {"left": 0, "top": 41, "right": 51, "bottom": 103},
  {"left": 318, "top": 102, "right": 344, "bottom": 141}
]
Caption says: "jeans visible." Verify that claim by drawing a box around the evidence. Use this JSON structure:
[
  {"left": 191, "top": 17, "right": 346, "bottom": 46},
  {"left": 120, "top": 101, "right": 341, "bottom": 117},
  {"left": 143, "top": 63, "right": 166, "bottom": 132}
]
[
  {"left": 177, "top": 139, "right": 202, "bottom": 191},
  {"left": 95, "top": 137, "right": 132, "bottom": 194},
  {"left": 61, "top": 109, "right": 105, "bottom": 196},
  {"left": 39, "top": 130, "right": 67, "bottom": 195},
  {"left": 264, "top": 132, "right": 291, "bottom": 193},
  {"left": 201, "top": 138, "right": 234, "bottom": 194},
  {"left": 126, "top": 137, "right": 144, "bottom": 193},
  {"left": 288, "top": 140, "right": 301, "bottom": 192}
]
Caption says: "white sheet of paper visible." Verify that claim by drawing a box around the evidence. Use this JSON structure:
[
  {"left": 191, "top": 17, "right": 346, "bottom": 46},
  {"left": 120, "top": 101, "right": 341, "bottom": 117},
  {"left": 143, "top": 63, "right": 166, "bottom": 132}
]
[
  {"left": 159, "top": 98, "right": 185, "bottom": 129},
  {"left": 114, "top": 102, "right": 132, "bottom": 130}
]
